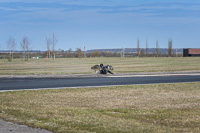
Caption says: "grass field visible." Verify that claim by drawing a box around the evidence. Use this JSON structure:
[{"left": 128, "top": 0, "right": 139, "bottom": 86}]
[
  {"left": 0, "top": 57, "right": 200, "bottom": 75},
  {"left": 1, "top": 57, "right": 200, "bottom": 132},
  {"left": 0, "top": 82, "right": 200, "bottom": 132}
]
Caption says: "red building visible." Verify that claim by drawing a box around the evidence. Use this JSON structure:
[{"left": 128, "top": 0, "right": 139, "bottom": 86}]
[{"left": 183, "top": 49, "right": 200, "bottom": 57}]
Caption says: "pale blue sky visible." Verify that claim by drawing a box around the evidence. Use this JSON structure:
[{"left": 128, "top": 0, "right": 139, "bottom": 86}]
[{"left": 0, "top": 0, "right": 200, "bottom": 51}]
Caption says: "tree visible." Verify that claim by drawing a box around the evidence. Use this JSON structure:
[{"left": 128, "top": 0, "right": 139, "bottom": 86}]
[
  {"left": 45, "top": 33, "right": 58, "bottom": 60},
  {"left": 145, "top": 39, "right": 148, "bottom": 57},
  {"left": 52, "top": 33, "right": 58, "bottom": 60},
  {"left": 45, "top": 36, "right": 51, "bottom": 58},
  {"left": 156, "top": 40, "right": 160, "bottom": 57},
  {"left": 84, "top": 46, "right": 86, "bottom": 58},
  {"left": 137, "top": 38, "right": 140, "bottom": 57},
  {"left": 7, "top": 36, "right": 16, "bottom": 61},
  {"left": 21, "top": 36, "right": 31, "bottom": 61},
  {"left": 121, "top": 46, "right": 125, "bottom": 58},
  {"left": 168, "top": 38, "right": 173, "bottom": 57}
]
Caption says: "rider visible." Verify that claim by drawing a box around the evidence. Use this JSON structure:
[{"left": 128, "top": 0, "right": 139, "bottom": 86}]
[{"left": 100, "top": 64, "right": 113, "bottom": 74}]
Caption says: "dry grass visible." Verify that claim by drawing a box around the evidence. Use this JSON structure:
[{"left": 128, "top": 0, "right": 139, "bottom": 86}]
[
  {"left": 0, "top": 57, "right": 200, "bottom": 75},
  {"left": 0, "top": 82, "right": 200, "bottom": 132}
]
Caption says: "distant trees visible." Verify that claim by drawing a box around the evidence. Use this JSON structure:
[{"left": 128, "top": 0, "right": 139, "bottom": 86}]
[
  {"left": 7, "top": 37, "right": 16, "bottom": 61},
  {"left": 137, "top": 38, "right": 140, "bottom": 57},
  {"left": 156, "top": 40, "right": 160, "bottom": 57},
  {"left": 52, "top": 33, "right": 58, "bottom": 60},
  {"left": 168, "top": 38, "right": 173, "bottom": 57},
  {"left": 0, "top": 35, "right": 180, "bottom": 60},
  {"left": 45, "top": 33, "right": 58, "bottom": 60},
  {"left": 46, "top": 36, "right": 51, "bottom": 58},
  {"left": 21, "top": 36, "right": 31, "bottom": 61},
  {"left": 75, "top": 48, "right": 84, "bottom": 58},
  {"left": 145, "top": 39, "right": 148, "bottom": 56},
  {"left": 66, "top": 48, "right": 73, "bottom": 57},
  {"left": 121, "top": 46, "right": 125, "bottom": 58},
  {"left": 92, "top": 50, "right": 99, "bottom": 57},
  {"left": 140, "top": 49, "right": 145, "bottom": 57}
]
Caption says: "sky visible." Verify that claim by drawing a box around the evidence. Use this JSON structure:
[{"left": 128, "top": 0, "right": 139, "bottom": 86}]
[{"left": 0, "top": 0, "right": 200, "bottom": 51}]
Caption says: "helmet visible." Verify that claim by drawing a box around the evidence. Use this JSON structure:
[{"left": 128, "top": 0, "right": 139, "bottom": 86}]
[{"left": 100, "top": 64, "right": 103, "bottom": 67}]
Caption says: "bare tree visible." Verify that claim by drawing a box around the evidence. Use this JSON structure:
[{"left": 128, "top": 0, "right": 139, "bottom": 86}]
[
  {"left": 21, "top": 36, "right": 31, "bottom": 61},
  {"left": 137, "top": 38, "right": 140, "bottom": 57},
  {"left": 7, "top": 36, "right": 16, "bottom": 61},
  {"left": 52, "top": 33, "right": 58, "bottom": 60},
  {"left": 84, "top": 46, "right": 86, "bottom": 58},
  {"left": 121, "top": 46, "right": 125, "bottom": 58},
  {"left": 156, "top": 40, "right": 160, "bottom": 57},
  {"left": 145, "top": 39, "right": 148, "bottom": 57},
  {"left": 168, "top": 38, "right": 173, "bottom": 57},
  {"left": 45, "top": 36, "right": 51, "bottom": 58}
]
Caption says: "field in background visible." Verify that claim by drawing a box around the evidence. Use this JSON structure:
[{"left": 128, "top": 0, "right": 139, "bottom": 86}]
[
  {"left": 0, "top": 57, "right": 200, "bottom": 75},
  {"left": 0, "top": 82, "right": 200, "bottom": 132}
]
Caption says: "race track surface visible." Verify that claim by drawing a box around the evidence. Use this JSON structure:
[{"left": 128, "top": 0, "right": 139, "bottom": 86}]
[{"left": 0, "top": 72, "right": 200, "bottom": 91}]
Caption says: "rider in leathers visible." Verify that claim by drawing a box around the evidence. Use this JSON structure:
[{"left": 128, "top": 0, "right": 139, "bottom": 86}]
[{"left": 99, "top": 64, "right": 113, "bottom": 74}]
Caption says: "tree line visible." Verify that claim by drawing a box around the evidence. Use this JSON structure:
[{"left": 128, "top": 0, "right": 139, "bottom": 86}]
[
  {"left": 136, "top": 38, "right": 174, "bottom": 57},
  {"left": 1, "top": 35, "right": 179, "bottom": 61},
  {"left": 3, "top": 33, "right": 58, "bottom": 61}
]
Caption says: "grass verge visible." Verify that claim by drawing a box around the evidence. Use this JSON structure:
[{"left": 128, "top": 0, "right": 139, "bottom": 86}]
[
  {"left": 0, "top": 57, "right": 200, "bottom": 75},
  {"left": 0, "top": 82, "right": 200, "bottom": 132}
]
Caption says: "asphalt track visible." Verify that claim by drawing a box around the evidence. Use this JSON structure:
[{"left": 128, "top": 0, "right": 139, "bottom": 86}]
[{"left": 0, "top": 72, "right": 200, "bottom": 91}]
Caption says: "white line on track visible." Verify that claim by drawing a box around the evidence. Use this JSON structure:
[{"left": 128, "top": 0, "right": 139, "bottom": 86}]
[{"left": 107, "top": 73, "right": 200, "bottom": 77}]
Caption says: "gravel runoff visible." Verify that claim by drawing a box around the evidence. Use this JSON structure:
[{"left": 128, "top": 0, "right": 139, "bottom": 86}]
[{"left": 0, "top": 119, "right": 52, "bottom": 133}]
